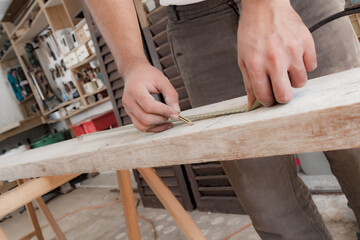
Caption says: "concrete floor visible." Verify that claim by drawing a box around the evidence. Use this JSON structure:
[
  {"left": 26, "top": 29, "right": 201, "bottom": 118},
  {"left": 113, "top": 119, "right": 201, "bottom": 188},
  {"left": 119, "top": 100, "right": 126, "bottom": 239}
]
[{"left": 0, "top": 174, "right": 358, "bottom": 240}]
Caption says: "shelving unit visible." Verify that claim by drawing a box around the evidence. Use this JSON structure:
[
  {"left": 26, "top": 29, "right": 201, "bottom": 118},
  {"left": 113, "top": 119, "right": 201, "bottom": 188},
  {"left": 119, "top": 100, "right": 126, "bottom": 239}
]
[
  {"left": 0, "top": 0, "right": 109, "bottom": 128},
  {"left": 0, "top": 45, "right": 16, "bottom": 63},
  {"left": 47, "top": 96, "right": 110, "bottom": 124}
]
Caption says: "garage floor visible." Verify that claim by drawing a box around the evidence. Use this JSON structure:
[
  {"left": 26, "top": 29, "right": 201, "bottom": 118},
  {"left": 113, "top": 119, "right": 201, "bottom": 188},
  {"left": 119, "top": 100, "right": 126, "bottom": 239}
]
[{"left": 0, "top": 174, "right": 358, "bottom": 240}]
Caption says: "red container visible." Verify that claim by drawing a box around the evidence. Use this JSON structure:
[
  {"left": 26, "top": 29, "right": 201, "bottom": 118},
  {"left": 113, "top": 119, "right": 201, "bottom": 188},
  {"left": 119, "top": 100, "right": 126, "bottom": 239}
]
[
  {"left": 69, "top": 124, "right": 86, "bottom": 137},
  {"left": 82, "top": 111, "right": 118, "bottom": 134}
]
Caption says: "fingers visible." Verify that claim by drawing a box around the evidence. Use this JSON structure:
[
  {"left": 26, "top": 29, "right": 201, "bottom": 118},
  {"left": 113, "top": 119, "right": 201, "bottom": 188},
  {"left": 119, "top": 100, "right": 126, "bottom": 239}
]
[
  {"left": 268, "top": 63, "right": 293, "bottom": 104},
  {"left": 244, "top": 59, "right": 275, "bottom": 107},
  {"left": 288, "top": 62, "right": 307, "bottom": 88},
  {"left": 239, "top": 61, "right": 256, "bottom": 109},
  {"left": 130, "top": 101, "right": 169, "bottom": 125},
  {"left": 128, "top": 112, "right": 173, "bottom": 132},
  {"left": 147, "top": 123, "right": 174, "bottom": 132},
  {"left": 155, "top": 78, "right": 180, "bottom": 113},
  {"left": 137, "top": 94, "right": 178, "bottom": 120},
  {"left": 303, "top": 33, "right": 317, "bottom": 72}
]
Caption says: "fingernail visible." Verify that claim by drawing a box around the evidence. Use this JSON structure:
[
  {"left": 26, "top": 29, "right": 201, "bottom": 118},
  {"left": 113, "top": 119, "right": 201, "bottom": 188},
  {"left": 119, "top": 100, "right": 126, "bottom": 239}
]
[
  {"left": 312, "top": 62, "right": 318, "bottom": 71},
  {"left": 173, "top": 104, "right": 181, "bottom": 113},
  {"left": 170, "top": 114, "right": 178, "bottom": 120}
]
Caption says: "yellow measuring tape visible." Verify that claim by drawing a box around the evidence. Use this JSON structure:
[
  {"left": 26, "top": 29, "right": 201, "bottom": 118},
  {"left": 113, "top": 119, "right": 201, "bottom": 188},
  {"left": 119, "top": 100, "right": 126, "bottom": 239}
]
[{"left": 177, "top": 100, "right": 262, "bottom": 125}]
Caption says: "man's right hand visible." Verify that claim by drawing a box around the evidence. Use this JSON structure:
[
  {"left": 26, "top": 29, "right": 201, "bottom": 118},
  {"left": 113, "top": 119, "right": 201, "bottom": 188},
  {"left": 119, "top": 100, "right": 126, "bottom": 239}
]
[{"left": 122, "top": 63, "right": 180, "bottom": 132}]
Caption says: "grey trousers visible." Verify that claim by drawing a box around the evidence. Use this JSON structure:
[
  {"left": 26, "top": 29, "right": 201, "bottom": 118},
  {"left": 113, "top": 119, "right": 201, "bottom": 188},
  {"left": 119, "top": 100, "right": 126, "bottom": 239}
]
[{"left": 166, "top": 0, "right": 360, "bottom": 239}]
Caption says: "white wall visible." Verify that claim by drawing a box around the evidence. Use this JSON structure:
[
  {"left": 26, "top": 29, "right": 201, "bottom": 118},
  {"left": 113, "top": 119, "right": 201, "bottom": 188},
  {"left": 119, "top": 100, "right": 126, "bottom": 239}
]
[{"left": 0, "top": 61, "right": 24, "bottom": 128}]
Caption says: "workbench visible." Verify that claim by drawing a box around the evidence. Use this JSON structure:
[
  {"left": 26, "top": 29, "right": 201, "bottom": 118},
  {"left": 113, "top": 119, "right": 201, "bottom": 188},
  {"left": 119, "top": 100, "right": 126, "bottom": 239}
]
[{"left": 1, "top": 67, "right": 360, "bottom": 239}]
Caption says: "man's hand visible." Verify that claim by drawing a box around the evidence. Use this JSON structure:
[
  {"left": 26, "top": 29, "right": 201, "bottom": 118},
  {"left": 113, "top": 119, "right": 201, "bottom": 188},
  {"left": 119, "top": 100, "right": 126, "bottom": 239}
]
[
  {"left": 122, "top": 63, "right": 180, "bottom": 132},
  {"left": 238, "top": 0, "right": 317, "bottom": 108}
]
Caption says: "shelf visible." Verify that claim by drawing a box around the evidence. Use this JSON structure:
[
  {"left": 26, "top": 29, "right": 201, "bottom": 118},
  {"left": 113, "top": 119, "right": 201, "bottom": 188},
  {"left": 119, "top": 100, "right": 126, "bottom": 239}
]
[
  {"left": 70, "top": 53, "right": 97, "bottom": 70},
  {"left": 44, "top": 97, "right": 81, "bottom": 116},
  {"left": 44, "top": 0, "right": 63, "bottom": 8},
  {"left": 14, "top": 9, "right": 48, "bottom": 44},
  {"left": 9, "top": 1, "right": 39, "bottom": 39},
  {"left": 0, "top": 45, "right": 16, "bottom": 63},
  {"left": 83, "top": 87, "right": 106, "bottom": 98},
  {"left": 47, "top": 96, "right": 110, "bottom": 124},
  {"left": 0, "top": 116, "right": 46, "bottom": 142},
  {"left": 64, "top": 36, "right": 91, "bottom": 57},
  {"left": 19, "top": 93, "right": 34, "bottom": 103}
]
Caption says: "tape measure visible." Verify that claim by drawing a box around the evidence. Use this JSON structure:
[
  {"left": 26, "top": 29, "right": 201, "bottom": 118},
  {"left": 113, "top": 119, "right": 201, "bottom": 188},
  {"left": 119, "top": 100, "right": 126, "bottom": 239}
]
[{"left": 178, "top": 100, "right": 262, "bottom": 124}]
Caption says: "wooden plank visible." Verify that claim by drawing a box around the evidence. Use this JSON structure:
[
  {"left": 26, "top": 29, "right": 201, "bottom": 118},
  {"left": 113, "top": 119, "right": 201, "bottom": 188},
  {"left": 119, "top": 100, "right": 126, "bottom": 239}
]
[
  {"left": 138, "top": 168, "right": 205, "bottom": 240},
  {"left": 152, "top": 29, "right": 168, "bottom": 46},
  {"left": 160, "top": 54, "right": 174, "bottom": 69},
  {"left": 44, "top": 5, "right": 73, "bottom": 31},
  {"left": 156, "top": 42, "right": 170, "bottom": 57},
  {"left": 103, "top": 53, "right": 114, "bottom": 65},
  {"left": 177, "top": 86, "right": 188, "bottom": 100},
  {"left": 179, "top": 98, "right": 192, "bottom": 111},
  {"left": 133, "top": 0, "right": 150, "bottom": 29},
  {"left": 120, "top": 108, "right": 127, "bottom": 117},
  {"left": 122, "top": 116, "right": 132, "bottom": 125},
  {"left": 143, "top": 186, "right": 181, "bottom": 196},
  {"left": 150, "top": 17, "right": 168, "bottom": 35},
  {"left": 109, "top": 71, "right": 121, "bottom": 82},
  {"left": 1, "top": 68, "right": 360, "bottom": 179},
  {"left": 116, "top": 170, "right": 141, "bottom": 240},
  {"left": 164, "top": 65, "right": 179, "bottom": 79},
  {"left": 106, "top": 62, "right": 117, "bottom": 73},
  {"left": 146, "top": 6, "right": 166, "bottom": 24},
  {"left": 98, "top": 36, "right": 106, "bottom": 47},
  {"left": 143, "top": 27, "right": 162, "bottom": 71},
  {"left": 0, "top": 175, "right": 79, "bottom": 217},
  {"left": 169, "top": 76, "right": 184, "bottom": 89},
  {"left": 114, "top": 88, "right": 124, "bottom": 100},
  {"left": 112, "top": 80, "right": 124, "bottom": 91},
  {"left": 117, "top": 99, "right": 123, "bottom": 109}
]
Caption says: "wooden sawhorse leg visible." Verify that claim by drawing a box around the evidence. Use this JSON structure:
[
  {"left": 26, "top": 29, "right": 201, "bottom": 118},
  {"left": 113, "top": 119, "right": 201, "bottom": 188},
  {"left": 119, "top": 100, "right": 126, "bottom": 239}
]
[
  {"left": 138, "top": 168, "right": 205, "bottom": 240},
  {"left": 0, "top": 227, "right": 8, "bottom": 240},
  {"left": 36, "top": 198, "right": 66, "bottom": 240},
  {"left": 17, "top": 179, "right": 66, "bottom": 240},
  {"left": 116, "top": 170, "right": 141, "bottom": 240},
  {"left": 0, "top": 175, "right": 77, "bottom": 240},
  {"left": 24, "top": 202, "right": 44, "bottom": 240},
  {"left": 17, "top": 180, "right": 44, "bottom": 240}
]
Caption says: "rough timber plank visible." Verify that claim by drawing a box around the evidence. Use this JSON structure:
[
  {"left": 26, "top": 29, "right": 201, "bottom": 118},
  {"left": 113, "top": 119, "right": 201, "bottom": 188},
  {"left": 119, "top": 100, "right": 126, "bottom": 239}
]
[{"left": 1, "top": 68, "right": 360, "bottom": 180}]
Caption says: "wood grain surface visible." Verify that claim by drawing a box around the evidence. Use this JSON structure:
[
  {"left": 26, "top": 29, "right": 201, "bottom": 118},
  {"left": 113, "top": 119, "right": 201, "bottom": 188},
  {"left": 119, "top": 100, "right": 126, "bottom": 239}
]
[{"left": 1, "top": 68, "right": 360, "bottom": 180}]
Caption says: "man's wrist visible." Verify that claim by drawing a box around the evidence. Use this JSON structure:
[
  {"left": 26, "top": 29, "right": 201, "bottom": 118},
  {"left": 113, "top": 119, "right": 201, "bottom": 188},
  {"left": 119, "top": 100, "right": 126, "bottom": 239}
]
[
  {"left": 120, "top": 56, "right": 150, "bottom": 81},
  {"left": 241, "top": 0, "right": 291, "bottom": 12}
]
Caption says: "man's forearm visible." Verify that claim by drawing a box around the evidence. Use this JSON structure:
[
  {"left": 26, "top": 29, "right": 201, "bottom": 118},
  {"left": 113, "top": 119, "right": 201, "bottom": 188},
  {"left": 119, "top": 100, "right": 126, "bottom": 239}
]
[{"left": 85, "top": 0, "right": 148, "bottom": 79}]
